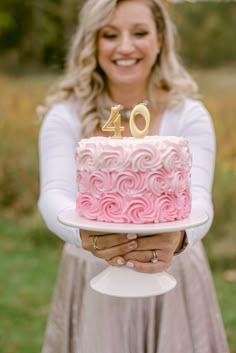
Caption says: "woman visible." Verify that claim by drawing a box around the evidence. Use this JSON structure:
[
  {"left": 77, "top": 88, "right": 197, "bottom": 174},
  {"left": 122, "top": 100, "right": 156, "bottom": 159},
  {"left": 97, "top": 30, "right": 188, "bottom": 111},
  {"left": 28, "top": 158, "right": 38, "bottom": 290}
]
[{"left": 38, "top": 0, "right": 229, "bottom": 352}]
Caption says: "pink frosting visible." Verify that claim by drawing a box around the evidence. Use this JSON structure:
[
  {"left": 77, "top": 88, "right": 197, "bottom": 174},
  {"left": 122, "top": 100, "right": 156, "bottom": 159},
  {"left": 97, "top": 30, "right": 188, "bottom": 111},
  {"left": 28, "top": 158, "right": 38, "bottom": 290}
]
[
  {"left": 172, "top": 170, "right": 191, "bottom": 195},
  {"left": 76, "top": 191, "right": 191, "bottom": 223},
  {"left": 75, "top": 135, "right": 192, "bottom": 224},
  {"left": 75, "top": 142, "right": 98, "bottom": 171},
  {"left": 155, "top": 193, "right": 179, "bottom": 223},
  {"left": 147, "top": 168, "right": 173, "bottom": 196},
  {"left": 98, "top": 145, "right": 131, "bottom": 171},
  {"left": 78, "top": 170, "right": 113, "bottom": 194},
  {"left": 77, "top": 169, "right": 191, "bottom": 198},
  {"left": 177, "top": 189, "right": 192, "bottom": 219},
  {"left": 113, "top": 170, "right": 145, "bottom": 195},
  {"left": 125, "top": 195, "right": 157, "bottom": 223},
  {"left": 130, "top": 144, "right": 162, "bottom": 171},
  {"left": 98, "top": 193, "right": 128, "bottom": 223},
  {"left": 76, "top": 193, "right": 99, "bottom": 220}
]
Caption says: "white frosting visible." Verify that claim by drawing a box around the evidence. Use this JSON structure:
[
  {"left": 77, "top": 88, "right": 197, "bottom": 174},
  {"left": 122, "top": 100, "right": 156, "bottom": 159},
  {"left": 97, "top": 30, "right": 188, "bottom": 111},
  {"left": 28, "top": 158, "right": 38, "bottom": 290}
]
[{"left": 75, "top": 136, "right": 191, "bottom": 173}]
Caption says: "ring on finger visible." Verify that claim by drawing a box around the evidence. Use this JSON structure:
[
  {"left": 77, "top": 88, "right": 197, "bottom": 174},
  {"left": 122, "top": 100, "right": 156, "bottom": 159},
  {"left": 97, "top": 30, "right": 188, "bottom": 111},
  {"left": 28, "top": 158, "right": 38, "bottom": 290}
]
[
  {"left": 150, "top": 249, "right": 158, "bottom": 264},
  {"left": 91, "top": 235, "right": 103, "bottom": 251}
]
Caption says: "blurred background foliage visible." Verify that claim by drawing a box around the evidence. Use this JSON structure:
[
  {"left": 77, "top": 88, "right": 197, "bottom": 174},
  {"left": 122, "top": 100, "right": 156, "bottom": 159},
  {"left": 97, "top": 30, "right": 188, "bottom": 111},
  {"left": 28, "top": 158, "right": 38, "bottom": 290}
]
[
  {"left": 0, "top": 0, "right": 236, "bottom": 71},
  {"left": 0, "top": 1, "right": 236, "bottom": 352}
]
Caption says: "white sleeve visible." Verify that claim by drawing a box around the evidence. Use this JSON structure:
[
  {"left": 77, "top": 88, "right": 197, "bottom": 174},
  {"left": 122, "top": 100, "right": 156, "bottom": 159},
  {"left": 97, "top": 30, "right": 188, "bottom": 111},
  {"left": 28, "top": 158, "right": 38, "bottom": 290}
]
[
  {"left": 178, "top": 101, "right": 216, "bottom": 250},
  {"left": 38, "top": 103, "right": 82, "bottom": 246}
]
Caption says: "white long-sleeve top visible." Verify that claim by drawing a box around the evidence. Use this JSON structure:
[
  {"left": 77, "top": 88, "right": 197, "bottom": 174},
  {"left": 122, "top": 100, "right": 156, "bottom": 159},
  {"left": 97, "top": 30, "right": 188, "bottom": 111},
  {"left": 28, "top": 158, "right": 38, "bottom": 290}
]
[{"left": 38, "top": 98, "right": 216, "bottom": 251}]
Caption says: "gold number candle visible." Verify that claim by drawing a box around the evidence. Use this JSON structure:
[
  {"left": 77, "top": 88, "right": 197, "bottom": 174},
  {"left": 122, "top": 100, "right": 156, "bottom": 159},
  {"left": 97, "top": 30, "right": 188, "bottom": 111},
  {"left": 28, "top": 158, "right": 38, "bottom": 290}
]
[
  {"left": 129, "top": 103, "right": 150, "bottom": 139},
  {"left": 102, "top": 105, "right": 124, "bottom": 138}
]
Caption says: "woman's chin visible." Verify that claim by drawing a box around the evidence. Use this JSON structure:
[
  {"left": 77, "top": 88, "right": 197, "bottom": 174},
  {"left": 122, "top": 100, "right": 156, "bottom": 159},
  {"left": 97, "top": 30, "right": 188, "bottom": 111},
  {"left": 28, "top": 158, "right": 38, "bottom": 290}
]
[{"left": 112, "top": 76, "right": 146, "bottom": 88}]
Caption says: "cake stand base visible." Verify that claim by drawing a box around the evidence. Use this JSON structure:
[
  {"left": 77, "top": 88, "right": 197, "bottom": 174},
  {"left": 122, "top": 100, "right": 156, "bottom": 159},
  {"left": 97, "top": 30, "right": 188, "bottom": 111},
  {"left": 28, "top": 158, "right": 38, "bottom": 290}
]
[{"left": 90, "top": 266, "right": 176, "bottom": 298}]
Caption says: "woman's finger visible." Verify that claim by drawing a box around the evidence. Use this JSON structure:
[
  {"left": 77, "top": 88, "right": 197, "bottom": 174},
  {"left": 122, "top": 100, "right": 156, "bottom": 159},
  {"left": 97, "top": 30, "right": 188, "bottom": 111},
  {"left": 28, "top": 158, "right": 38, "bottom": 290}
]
[
  {"left": 123, "top": 249, "right": 172, "bottom": 265},
  {"left": 136, "top": 232, "right": 182, "bottom": 253},
  {"left": 123, "top": 250, "right": 158, "bottom": 263},
  {"left": 108, "top": 248, "right": 170, "bottom": 268},
  {"left": 107, "top": 257, "right": 126, "bottom": 266},
  {"left": 90, "top": 232, "right": 138, "bottom": 250},
  {"left": 80, "top": 229, "right": 137, "bottom": 251},
  {"left": 125, "top": 259, "right": 170, "bottom": 273},
  {"left": 93, "top": 240, "right": 138, "bottom": 260}
]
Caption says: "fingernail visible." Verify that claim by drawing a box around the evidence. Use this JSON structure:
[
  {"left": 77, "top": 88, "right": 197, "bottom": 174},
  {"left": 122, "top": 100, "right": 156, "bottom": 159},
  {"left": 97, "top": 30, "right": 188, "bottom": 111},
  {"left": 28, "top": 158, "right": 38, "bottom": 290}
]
[
  {"left": 117, "top": 258, "right": 125, "bottom": 265},
  {"left": 127, "top": 233, "right": 137, "bottom": 240},
  {"left": 128, "top": 241, "right": 137, "bottom": 249},
  {"left": 126, "top": 261, "right": 134, "bottom": 268}
]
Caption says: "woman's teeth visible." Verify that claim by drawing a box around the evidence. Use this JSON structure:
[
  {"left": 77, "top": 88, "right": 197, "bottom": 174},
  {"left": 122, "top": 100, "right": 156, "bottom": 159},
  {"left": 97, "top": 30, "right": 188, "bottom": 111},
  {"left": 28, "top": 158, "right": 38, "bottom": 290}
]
[{"left": 116, "top": 59, "right": 138, "bottom": 67}]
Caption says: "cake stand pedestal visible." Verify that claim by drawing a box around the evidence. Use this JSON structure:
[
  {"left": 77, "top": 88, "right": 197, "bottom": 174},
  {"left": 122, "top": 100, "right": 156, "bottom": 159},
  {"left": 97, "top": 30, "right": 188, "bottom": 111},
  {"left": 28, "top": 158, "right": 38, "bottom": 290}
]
[{"left": 57, "top": 209, "right": 208, "bottom": 298}]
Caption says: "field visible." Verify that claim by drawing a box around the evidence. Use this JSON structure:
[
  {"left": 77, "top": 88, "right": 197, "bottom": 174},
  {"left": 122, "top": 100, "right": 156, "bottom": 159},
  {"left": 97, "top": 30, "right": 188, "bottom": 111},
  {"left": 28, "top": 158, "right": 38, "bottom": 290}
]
[{"left": 0, "top": 67, "right": 236, "bottom": 352}]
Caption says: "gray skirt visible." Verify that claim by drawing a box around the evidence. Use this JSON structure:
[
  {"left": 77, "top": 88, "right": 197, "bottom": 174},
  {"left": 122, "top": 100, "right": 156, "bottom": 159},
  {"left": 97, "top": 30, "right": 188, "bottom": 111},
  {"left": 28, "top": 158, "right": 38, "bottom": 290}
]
[{"left": 41, "top": 242, "right": 229, "bottom": 353}]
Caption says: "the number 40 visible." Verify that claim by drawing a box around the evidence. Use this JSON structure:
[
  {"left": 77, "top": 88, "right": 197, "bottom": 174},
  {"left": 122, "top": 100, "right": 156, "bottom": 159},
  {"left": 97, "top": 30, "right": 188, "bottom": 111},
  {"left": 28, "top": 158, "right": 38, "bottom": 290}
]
[{"left": 102, "top": 103, "right": 150, "bottom": 139}]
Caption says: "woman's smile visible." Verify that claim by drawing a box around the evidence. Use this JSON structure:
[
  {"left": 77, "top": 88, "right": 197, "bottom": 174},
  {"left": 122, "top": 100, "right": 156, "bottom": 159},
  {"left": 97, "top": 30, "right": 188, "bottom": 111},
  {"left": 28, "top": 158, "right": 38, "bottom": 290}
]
[{"left": 114, "top": 59, "right": 140, "bottom": 67}]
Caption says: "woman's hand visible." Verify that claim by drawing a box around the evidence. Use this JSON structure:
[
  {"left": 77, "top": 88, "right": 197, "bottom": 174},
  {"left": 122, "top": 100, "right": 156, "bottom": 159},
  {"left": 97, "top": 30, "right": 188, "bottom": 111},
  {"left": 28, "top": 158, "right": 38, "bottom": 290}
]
[
  {"left": 80, "top": 229, "right": 185, "bottom": 273},
  {"left": 115, "top": 231, "right": 185, "bottom": 273},
  {"left": 80, "top": 229, "right": 138, "bottom": 264}
]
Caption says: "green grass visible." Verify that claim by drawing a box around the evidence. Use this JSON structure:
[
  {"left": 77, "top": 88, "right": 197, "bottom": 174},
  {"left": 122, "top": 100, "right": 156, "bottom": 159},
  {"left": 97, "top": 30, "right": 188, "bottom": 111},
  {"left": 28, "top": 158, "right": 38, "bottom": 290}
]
[
  {"left": 0, "top": 216, "right": 62, "bottom": 353},
  {"left": 213, "top": 271, "right": 236, "bottom": 353}
]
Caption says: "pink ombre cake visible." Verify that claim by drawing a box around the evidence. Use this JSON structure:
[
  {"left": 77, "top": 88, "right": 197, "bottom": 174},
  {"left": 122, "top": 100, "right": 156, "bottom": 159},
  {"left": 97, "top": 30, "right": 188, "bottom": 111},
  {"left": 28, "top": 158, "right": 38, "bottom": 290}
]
[{"left": 75, "top": 136, "right": 192, "bottom": 224}]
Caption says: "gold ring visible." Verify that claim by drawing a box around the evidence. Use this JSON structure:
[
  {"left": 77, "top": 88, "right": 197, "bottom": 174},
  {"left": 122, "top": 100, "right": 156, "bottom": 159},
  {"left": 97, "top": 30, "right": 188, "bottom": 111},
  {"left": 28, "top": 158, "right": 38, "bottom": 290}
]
[
  {"left": 150, "top": 250, "right": 158, "bottom": 264},
  {"left": 91, "top": 235, "right": 102, "bottom": 251}
]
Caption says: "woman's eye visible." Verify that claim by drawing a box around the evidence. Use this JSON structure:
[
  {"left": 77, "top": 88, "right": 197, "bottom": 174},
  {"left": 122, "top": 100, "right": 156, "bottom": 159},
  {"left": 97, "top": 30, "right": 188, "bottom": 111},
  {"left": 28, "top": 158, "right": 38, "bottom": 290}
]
[
  {"left": 134, "top": 31, "right": 148, "bottom": 37},
  {"left": 102, "top": 33, "right": 118, "bottom": 39}
]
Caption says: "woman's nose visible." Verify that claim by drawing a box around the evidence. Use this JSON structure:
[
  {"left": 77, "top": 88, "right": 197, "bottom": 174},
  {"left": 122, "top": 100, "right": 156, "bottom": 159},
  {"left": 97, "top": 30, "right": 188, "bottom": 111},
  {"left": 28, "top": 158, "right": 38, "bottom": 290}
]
[{"left": 118, "top": 33, "right": 135, "bottom": 54}]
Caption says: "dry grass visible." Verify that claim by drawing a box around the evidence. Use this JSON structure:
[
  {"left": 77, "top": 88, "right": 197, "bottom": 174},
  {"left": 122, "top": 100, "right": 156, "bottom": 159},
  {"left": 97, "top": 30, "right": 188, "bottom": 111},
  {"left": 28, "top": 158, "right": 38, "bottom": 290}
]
[{"left": 0, "top": 73, "right": 54, "bottom": 215}]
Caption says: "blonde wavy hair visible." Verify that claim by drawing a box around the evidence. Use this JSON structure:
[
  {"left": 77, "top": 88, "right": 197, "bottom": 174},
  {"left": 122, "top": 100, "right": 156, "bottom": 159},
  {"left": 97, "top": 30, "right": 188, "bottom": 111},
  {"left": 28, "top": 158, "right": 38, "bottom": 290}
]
[{"left": 38, "top": 0, "right": 199, "bottom": 138}]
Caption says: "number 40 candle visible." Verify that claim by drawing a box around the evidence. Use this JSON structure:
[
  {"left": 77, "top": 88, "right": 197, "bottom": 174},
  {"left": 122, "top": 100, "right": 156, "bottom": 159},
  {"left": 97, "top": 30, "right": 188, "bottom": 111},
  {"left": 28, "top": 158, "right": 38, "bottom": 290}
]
[{"left": 102, "top": 103, "right": 150, "bottom": 139}]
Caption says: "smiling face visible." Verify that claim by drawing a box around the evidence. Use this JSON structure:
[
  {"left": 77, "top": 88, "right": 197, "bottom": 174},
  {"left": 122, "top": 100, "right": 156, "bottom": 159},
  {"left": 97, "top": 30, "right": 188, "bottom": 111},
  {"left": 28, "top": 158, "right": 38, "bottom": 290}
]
[{"left": 97, "top": 0, "right": 161, "bottom": 95}]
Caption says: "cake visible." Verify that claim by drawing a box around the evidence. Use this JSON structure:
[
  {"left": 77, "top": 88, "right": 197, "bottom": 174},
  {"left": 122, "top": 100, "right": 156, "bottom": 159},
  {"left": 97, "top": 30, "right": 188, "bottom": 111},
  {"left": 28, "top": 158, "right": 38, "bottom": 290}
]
[{"left": 75, "top": 135, "right": 192, "bottom": 224}]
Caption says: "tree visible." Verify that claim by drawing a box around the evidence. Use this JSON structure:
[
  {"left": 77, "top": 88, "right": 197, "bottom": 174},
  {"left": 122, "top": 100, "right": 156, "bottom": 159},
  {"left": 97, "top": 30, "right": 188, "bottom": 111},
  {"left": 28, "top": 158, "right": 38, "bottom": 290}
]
[{"left": 171, "top": 2, "right": 236, "bottom": 67}]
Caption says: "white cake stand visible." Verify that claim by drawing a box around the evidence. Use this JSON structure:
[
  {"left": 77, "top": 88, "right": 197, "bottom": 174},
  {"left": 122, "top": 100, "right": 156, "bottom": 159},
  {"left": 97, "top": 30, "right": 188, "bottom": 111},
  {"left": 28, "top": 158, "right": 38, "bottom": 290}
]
[{"left": 57, "top": 209, "right": 208, "bottom": 298}]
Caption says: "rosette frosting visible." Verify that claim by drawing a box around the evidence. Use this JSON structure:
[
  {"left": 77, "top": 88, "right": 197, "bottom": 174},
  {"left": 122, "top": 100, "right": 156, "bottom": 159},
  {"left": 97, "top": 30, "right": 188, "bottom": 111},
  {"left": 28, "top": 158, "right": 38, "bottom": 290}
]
[
  {"left": 75, "top": 135, "right": 192, "bottom": 223},
  {"left": 75, "top": 136, "right": 191, "bottom": 173}
]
